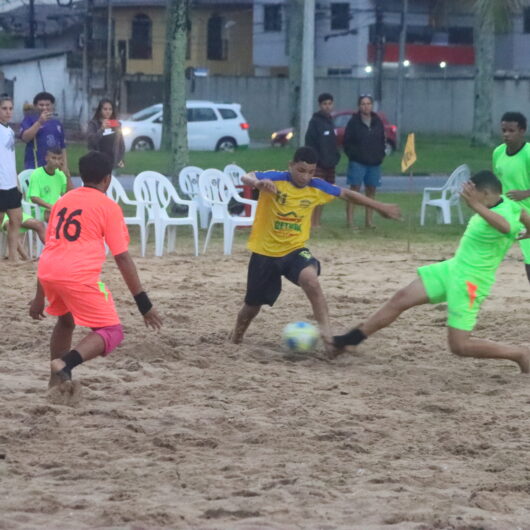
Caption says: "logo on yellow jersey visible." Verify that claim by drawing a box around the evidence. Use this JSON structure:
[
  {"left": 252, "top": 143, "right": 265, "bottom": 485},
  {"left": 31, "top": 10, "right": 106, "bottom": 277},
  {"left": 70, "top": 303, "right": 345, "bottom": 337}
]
[{"left": 275, "top": 211, "right": 303, "bottom": 232}]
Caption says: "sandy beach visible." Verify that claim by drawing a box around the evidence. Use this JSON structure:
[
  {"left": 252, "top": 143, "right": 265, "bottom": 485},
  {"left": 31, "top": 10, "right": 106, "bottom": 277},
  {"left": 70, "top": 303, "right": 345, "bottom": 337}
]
[{"left": 1, "top": 237, "right": 530, "bottom": 530}]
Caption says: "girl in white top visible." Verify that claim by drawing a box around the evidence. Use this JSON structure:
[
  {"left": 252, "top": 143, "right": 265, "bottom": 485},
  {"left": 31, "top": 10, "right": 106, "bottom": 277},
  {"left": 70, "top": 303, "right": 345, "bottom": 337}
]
[{"left": 0, "top": 95, "right": 22, "bottom": 262}]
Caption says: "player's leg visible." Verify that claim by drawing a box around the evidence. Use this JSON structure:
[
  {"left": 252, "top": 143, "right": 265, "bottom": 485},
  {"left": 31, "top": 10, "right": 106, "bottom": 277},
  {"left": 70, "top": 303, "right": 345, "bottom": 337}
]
[
  {"left": 447, "top": 327, "right": 530, "bottom": 373},
  {"left": 49, "top": 312, "right": 76, "bottom": 387},
  {"left": 346, "top": 161, "right": 362, "bottom": 228},
  {"left": 231, "top": 253, "right": 281, "bottom": 343},
  {"left": 6, "top": 205, "right": 22, "bottom": 262},
  {"left": 23, "top": 217, "right": 46, "bottom": 244},
  {"left": 364, "top": 166, "right": 381, "bottom": 228}
]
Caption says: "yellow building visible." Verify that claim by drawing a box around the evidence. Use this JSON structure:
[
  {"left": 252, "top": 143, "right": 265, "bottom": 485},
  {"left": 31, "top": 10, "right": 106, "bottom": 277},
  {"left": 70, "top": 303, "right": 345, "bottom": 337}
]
[{"left": 97, "top": 0, "right": 254, "bottom": 77}]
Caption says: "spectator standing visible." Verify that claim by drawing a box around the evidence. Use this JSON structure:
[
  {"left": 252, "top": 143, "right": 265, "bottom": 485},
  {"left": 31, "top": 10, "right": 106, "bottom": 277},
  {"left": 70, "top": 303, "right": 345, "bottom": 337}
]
[
  {"left": 343, "top": 95, "right": 386, "bottom": 229},
  {"left": 20, "top": 92, "right": 69, "bottom": 175},
  {"left": 0, "top": 94, "right": 23, "bottom": 262},
  {"left": 304, "top": 93, "right": 340, "bottom": 228},
  {"left": 87, "top": 99, "right": 125, "bottom": 169}
]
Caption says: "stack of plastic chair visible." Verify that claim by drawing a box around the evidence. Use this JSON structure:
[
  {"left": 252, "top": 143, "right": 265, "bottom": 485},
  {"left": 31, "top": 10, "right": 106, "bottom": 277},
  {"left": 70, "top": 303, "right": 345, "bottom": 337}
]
[
  {"left": 178, "top": 166, "right": 210, "bottom": 229},
  {"left": 199, "top": 168, "right": 257, "bottom": 255},
  {"left": 106, "top": 175, "right": 147, "bottom": 257},
  {"left": 223, "top": 163, "right": 246, "bottom": 187},
  {"left": 17, "top": 169, "right": 41, "bottom": 257},
  {"left": 134, "top": 171, "right": 199, "bottom": 257}
]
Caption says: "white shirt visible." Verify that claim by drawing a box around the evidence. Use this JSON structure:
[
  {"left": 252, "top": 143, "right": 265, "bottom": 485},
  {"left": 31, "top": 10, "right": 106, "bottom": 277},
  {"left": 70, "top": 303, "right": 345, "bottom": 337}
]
[{"left": 0, "top": 123, "right": 17, "bottom": 190}]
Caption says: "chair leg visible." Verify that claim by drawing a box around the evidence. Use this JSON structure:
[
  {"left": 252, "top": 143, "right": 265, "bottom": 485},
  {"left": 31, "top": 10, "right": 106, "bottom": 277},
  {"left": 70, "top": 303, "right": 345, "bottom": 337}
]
[
  {"left": 223, "top": 222, "right": 235, "bottom": 255},
  {"left": 457, "top": 201, "right": 464, "bottom": 224},
  {"left": 420, "top": 201, "right": 426, "bottom": 226},
  {"left": 139, "top": 224, "right": 146, "bottom": 257},
  {"left": 168, "top": 226, "right": 176, "bottom": 253},
  {"left": 441, "top": 203, "right": 451, "bottom": 224},
  {"left": 192, "top": 221, "right": 199, "bottom": 257},
  {"left": 203, "top": 221, "right": 215, "bottom": 254},
  {"left": 199, "top": 206, "right": 209, "bottom": 230},
  {"left": 154, "top": 224, "right": 165, "bottom": 257}
]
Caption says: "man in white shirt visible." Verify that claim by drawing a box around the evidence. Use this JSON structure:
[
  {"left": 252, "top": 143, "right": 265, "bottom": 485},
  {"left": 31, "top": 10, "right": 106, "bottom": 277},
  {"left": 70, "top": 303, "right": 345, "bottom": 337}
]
[{"left": 0, "top": 95, "right": 22, "bottom": 262}]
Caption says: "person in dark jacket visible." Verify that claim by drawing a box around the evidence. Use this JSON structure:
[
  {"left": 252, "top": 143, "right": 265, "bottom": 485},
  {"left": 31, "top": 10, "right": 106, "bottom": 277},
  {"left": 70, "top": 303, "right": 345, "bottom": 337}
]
[
  {"left": 343, "top": 94, "right": 386, "bottom": 229},
  {"left": 305, "top": 92, "right": 341, "bottom": 227},
  {"left": 87, "top": 99, "right": 125, "bottom": 169}
]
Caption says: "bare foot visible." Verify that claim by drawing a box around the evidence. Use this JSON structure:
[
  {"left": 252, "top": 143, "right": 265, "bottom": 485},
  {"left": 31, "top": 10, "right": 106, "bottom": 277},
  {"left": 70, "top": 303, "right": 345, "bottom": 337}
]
[
  {"left": 50, "top": 358, "right": 66, "bottom": 374},
  {"left": 517, "top": 350, "right": 530, "bottom": 374},
  {"left": 47, "top": 380, "right": 82, "bottom": 406},
  {"left": 347, "top": 224, "right": 360, "bottom": 231},
  {"left": 365, "top": 224, "right": 376, "bottom": 229},
  {"left": 229, "top": 328, "right": 242, "bottom": 344}
]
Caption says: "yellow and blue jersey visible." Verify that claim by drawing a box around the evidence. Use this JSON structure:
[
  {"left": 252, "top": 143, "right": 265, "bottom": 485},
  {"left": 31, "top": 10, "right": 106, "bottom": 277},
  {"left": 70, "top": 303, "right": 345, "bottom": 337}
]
[{"left": 247, "top": 170, "right": 341, "bottom": 257}]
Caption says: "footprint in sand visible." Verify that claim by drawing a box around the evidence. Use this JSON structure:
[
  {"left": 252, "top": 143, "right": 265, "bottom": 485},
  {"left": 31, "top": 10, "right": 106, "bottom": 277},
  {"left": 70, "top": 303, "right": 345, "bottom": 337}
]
[{"left": 46, "top": 380, "right": 82, "bottom": 407}]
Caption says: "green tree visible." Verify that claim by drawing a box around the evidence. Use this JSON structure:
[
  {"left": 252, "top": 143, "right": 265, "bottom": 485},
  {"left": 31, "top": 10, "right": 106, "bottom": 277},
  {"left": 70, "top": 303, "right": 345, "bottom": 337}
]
[
  {"left": 471, "top": 0, "right": 522, "bottom": 146},
  {"left": 164, "top": 0, "right": 190, "bottom": 179}
]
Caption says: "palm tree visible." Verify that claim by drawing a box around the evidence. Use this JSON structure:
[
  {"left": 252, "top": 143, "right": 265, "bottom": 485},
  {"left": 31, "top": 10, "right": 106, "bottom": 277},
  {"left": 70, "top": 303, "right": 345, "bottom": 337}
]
[{"left": 471, "top": 0, "right": 522, "bottom": 146}]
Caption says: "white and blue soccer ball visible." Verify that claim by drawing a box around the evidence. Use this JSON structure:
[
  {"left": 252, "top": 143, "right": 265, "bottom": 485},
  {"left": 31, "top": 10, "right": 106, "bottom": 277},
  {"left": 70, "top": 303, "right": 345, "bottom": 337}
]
[{"left": 282, "top": 321, "right": 319, "bottom": 353}]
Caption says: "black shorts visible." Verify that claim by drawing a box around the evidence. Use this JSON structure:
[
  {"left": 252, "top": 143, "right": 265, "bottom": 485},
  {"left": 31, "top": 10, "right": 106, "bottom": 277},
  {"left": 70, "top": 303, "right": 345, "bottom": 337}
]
[
  {"left": 244, "top": 248, "right": 321, "bottom": 307},
  {"left": 0, "top": 187, "right": 22, "bottom": 212}
]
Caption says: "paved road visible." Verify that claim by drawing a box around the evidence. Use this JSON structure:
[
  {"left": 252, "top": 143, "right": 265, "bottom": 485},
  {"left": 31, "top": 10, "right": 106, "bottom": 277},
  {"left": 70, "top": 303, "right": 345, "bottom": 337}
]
[{"left": 72, "top": 174, "right": 448, "bottom": 193}]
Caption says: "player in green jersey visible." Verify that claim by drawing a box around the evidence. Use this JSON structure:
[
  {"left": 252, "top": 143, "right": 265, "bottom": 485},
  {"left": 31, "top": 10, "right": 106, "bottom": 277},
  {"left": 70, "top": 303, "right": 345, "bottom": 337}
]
[
  {"left": 333, "top": 170, "right": 530, "bottom": 373},
  {"left": 492, "top": 111, "right": 530, "bottom": 282}
]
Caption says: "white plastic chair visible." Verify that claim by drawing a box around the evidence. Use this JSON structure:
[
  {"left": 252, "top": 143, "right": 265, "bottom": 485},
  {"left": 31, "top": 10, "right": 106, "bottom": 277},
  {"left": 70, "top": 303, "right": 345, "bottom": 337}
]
[
  {"left": 420, "top": 164, "right": 470, "bottom": 225},
  {"left": 18, "top": 169, "right": 42, "bottom": 257},
  {"left": 107, "top": 176, "right": 147, "bottom": 257},
  {"left": 223, "top": 163, "right": 246, "bottom": 187},
  {"left": 178, "top": 166, "right": 210, "bottom": 229},
  {"left": 134, "top": 171, "right": 199, "bottom": 257},
  {"left": 199, "top": 168, "right": 257, "bottom": 255}
]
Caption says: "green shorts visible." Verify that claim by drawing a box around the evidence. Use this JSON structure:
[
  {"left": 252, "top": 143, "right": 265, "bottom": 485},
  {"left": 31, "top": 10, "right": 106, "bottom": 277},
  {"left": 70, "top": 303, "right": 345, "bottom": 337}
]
[
  {"left": 417, "top": 260, "right": 490, "bottom": 332},
  {"left": 1, "top": 212, "right": 31, "bottom": 233}
]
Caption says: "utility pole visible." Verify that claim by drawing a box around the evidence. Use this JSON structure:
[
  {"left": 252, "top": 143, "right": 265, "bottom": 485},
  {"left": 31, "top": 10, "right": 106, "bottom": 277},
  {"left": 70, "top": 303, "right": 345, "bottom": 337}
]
[
  {"left": 106, "top": 0, "right": 113, "bottom": 95},
  {"left": 373, "top": 1, "right": 384, "bottom": 109},
  {"left": 28, "top": 0, "right": 35, "bottom": 48},
  {"left": 299, "top": 0, "right": 315, "bottom": 146},
  {"left": 287, "top": 0, "right": 303, "bottom": 145},
  {"left": 82, "top": 0, "right": 93, "bottom": 128},
  {"left": 395, "top": 0, "right": 408, "bottom": 150}
]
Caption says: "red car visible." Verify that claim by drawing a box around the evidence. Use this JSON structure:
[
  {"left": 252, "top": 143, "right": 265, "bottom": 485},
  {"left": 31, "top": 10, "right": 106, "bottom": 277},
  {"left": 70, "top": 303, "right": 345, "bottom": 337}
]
[{"left": 271, "top": 110, "right": 397, "bottom": 155}]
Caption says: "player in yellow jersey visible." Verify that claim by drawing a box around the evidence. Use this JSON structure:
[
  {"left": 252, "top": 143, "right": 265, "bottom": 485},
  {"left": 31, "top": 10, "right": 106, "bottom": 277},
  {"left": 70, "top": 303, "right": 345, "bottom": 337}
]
[
  {"left": 230, "top": 146, "right": 402, "bottom": 356},
  {"left": 493, "top": 112, "right": 530, "bottom": 282}
]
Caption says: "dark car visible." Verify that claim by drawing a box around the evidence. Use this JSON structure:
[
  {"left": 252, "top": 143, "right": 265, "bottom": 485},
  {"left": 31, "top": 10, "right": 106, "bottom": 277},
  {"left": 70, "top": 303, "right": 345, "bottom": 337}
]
[{"left": 271, "top": 110, "right": 397, "bottom": 155}]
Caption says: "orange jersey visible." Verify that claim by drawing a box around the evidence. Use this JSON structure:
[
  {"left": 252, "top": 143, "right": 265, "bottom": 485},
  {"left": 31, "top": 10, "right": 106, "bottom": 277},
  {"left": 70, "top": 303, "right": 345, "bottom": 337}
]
[{"left": 38, "top": 187, "right": 129, "bottom": 283}]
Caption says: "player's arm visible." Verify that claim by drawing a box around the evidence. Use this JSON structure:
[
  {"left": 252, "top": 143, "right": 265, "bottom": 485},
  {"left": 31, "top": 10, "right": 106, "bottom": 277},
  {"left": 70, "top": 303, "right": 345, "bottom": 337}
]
[
  {"left": 29, "top": 280, "right": 46, "bottom": 320},
  {"left": 30, "top": 195, "right": 52, "bottom": 210},
  {"left": 241, "top": 171, "right": 277, "bottom": 194},
  {"left": 65, "top": 171, "right": 74, "bottom": 191},
  {"left": 113, "top": 250, "right": 163, "bottom": 329},
  {"left": 461, "top": 182, "right": 510, "bottom": 233},
  {"left": 339, "top": 187, "right": 402, "bottom": 220},
  {"left": 61, "top": 149, "right": 71, "bottom": 178}
]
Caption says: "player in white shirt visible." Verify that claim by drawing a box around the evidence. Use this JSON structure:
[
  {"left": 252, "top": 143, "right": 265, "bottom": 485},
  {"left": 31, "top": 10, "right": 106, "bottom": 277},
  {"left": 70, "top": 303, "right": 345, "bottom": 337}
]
[{"left": 0, "top": 95, "right": 22, "bottom": 262}]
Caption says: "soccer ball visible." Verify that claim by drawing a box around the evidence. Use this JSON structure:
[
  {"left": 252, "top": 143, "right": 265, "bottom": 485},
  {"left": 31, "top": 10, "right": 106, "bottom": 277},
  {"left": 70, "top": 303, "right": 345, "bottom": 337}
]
[{"left": 282, "top": 321, "right": 319, "bottom": 353}]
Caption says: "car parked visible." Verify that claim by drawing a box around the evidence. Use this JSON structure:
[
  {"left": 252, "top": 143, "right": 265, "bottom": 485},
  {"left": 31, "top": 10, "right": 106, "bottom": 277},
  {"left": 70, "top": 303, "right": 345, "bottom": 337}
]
[
  {"left": 271, "top": 110, "right": 397, "bottom": 155},
  {"left": 120, "top": 101, "right": 250, "bottom": 152}
]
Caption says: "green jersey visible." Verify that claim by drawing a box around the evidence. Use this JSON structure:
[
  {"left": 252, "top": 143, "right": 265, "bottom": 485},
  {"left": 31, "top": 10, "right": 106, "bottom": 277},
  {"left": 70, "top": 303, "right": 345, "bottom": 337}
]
[
  {"left": 452, "top": 196, "right": 522, "bottom": 287},
  {"left": 27, "top": 166, "right": 67, "bottom": 217},
  {"left": 492, "top": 142, "right": 530, "bottom": 211}
]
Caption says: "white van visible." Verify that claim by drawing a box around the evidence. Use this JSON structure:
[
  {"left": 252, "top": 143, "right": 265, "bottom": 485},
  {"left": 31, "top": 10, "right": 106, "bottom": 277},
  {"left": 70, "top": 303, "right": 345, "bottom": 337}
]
[{"left": 120, "top": 101, "right": 250, "bottom": 152}]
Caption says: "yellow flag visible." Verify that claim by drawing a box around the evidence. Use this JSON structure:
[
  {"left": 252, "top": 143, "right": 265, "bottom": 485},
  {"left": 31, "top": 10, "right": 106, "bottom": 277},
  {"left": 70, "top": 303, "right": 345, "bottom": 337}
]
[{"left": 401, "top": 133, "right": 417, "bottom": 172}]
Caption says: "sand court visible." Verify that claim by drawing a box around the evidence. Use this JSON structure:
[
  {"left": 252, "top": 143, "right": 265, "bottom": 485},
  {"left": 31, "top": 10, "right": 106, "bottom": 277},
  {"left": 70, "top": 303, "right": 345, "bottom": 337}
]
[{"left": 1, "top": 239, "right": 530, "bottom": 529}]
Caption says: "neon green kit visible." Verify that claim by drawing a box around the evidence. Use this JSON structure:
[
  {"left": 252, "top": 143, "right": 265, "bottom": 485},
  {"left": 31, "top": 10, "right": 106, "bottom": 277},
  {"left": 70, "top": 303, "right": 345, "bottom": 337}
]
[
  {"left": 27, "top": 166, "right": 67, "bottom": 218},
  {"left": 418, "top": 197, "right": 522, "bottom": 331},
  {"left": 492, "top": 142, "right": 530, "bottom": 262}
]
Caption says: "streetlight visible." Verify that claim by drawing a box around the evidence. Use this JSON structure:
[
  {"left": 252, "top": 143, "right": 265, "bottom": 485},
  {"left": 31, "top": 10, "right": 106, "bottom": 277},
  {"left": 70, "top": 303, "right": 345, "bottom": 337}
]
[
  {"left": 403, "top": 59, "right": 410, "bottom": 67},
  {"left": 364, "top": 65, "right": 373, "bottom": 74},
  {"left": 439, "top": 61, "right": 447, "bottom": 69}
]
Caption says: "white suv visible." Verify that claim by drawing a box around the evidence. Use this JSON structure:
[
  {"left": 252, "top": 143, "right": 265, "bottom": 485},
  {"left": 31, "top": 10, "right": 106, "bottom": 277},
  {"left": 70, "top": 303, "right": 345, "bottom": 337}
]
[{"left": 120, "top": 101, "right": 250, "bottom": 152}]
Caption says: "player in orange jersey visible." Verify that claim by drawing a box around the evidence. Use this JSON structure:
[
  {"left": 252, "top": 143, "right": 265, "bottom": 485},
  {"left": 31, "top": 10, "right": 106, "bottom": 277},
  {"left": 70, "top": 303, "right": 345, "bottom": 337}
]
[{"left": 29, "top": 151, "right": 162, "bottom": 387}]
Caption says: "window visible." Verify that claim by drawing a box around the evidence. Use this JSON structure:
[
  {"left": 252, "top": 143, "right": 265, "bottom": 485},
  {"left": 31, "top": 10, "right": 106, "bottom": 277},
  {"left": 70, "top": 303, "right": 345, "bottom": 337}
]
[
  {"left": 207, "top": 14, "right": 227, "bottom": 60},
  {"left": 264, "top": 5, "right": 282, "bottom": 32},
  {"left": 129, "top": 14, "right": 152, "bottom": 59},
  {"left": 448, "top": 27, "right": 473, "bottom": 45},
  {"left": 331, "top": 3, "right": 349, "bottom": 31},
  {"left": 218, "top": 108, "right": 237, "bottom": 119},
  {"left": 327, "top": 67, "right": 352, "bottom": 76},
  {"left": 187, "top": 108, "right": 218, "bottom": 122},
  {"left": 524, "top": 8, "right": 530, "bottom": 33}
]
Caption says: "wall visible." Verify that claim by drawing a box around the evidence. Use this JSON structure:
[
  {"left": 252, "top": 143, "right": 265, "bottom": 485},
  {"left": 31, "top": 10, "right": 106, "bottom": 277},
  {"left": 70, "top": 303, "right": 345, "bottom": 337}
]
[{"left": 188, "top": 75, "right": 530, "bottom": 135}]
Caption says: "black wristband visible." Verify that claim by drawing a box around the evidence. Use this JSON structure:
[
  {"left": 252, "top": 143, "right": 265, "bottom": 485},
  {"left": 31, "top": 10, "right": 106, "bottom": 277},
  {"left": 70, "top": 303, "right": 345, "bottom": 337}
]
[{"left": 134, "top": 291, "right": 153, "bottom": 315}]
